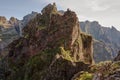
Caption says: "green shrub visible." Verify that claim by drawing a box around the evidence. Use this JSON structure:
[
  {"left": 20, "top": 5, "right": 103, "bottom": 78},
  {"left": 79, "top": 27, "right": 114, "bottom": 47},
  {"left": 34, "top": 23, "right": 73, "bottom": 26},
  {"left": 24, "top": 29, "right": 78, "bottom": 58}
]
[
  {"left": 60, "top": 47, "right": 73, "bottom": 61},
  {"left": 74, "top": 72, "right": 93, "bottom": 80}
]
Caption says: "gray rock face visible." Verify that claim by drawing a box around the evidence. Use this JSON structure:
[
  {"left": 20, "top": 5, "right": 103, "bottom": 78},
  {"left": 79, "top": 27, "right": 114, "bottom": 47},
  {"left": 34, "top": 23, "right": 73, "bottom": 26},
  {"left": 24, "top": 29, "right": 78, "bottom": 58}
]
[
  {"left": 0, "top": 16, "right": 19, "bottom": 55},
  {"left": 80, "top": 21, "right": 120, "bottom": 62},
  {"left": 93, "top": 40, "right": 113, "bottom": 62},
  {"left": 21, "top": 11, "right": 38, "bottom": 27},
  {"left": 13, "top": 11, "right": 38, "bottom": 37}
]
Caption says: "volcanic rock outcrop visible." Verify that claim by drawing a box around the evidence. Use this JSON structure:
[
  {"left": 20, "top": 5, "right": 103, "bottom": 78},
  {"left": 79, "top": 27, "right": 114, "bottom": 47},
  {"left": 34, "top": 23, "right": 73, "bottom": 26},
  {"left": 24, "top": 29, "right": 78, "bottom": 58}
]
[{"left": 6, "top": 3, "right": 94, "bottom": 80}]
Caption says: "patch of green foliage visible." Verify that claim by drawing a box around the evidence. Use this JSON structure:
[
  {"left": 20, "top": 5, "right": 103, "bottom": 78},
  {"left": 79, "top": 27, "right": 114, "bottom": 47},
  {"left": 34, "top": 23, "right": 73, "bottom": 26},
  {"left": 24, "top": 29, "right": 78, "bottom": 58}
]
[
  {"left": 74, "top": 71, "right": 93, "bottom": 80},
  {"left": 60, "top": 47, "right": 73, "bottom": 61},
  {"left": 91, "top": 61, "right": 120, "bottom": 77},
  {"left": 37, "top": 25, "right": 46, "bottom": 30}
]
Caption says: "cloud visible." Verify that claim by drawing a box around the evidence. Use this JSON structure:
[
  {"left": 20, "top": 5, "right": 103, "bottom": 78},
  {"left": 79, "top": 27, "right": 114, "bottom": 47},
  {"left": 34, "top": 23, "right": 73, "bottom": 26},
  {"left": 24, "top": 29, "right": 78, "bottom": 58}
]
[{"left": 90, "top": 0, "right": 110, "bottom": 11}]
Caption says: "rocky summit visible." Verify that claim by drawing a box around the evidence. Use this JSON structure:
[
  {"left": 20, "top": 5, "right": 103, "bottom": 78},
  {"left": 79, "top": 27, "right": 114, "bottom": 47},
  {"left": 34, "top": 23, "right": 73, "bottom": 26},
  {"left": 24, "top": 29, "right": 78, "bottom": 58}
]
[
  {"left": 0, "top": 16, "right": 18, "bottom": 28},
  {"left": 3, "top": 3, "right": 94, "bottom": 80}
]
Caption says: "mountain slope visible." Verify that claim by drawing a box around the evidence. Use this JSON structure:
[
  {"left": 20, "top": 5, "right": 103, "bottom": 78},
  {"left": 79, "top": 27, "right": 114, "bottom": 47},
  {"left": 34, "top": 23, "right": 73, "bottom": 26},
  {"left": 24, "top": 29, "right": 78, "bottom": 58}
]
[
  {"left": 80, "top": 21, "right": 120, "bottom": 62},
  {"left": 0, "top": 12, "right": 38, "bottom": 55},
  {"left": 4, "top": 3, "right": 94, "bottom": 80}
]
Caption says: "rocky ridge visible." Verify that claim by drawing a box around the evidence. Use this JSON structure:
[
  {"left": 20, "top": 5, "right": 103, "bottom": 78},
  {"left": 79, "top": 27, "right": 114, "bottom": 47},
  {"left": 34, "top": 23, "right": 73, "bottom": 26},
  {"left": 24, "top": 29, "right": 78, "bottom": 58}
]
[
  {"left": 0, "top": 3, "right": 120, "bottom": 80},
  {"left": 4, "top": 3, "right": 94, "bottom": 80},
  {"left": 0, "top": 12, "right": 38, "bottom": 56}
]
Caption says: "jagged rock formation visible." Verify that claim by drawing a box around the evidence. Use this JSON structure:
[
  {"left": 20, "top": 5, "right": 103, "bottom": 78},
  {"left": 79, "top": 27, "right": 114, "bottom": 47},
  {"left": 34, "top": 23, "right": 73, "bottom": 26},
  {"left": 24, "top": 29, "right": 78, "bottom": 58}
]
[
  {"left": 80, "top": 21, "right": 120, "bottom": 62},
  {"left": 21, "top": 11, "right": 38, "bottom": 27},
  {"left": 16, "top": 11, "right": 38, "bottom": 36},
  {"left": 0, "top": 12, "right": 38, "bottom": 55},
  {"left": 0, "top": 16, "right": 7, "bottom": 24},
  {"left": 0, "top": 16, "right": 18, "bottom": 28},
  {"left": 9, "top": 17, "right": 18, "bottom": 25},
  {"left": 5, "top": 3, "right": 94, "bottom": 80}
]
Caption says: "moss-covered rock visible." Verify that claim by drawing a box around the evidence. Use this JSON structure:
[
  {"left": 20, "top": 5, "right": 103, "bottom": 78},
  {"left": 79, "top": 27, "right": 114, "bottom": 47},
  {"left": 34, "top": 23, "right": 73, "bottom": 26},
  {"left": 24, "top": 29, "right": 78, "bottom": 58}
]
[{"left": 72, "top": 71, "right": 93, "bottom": 80}]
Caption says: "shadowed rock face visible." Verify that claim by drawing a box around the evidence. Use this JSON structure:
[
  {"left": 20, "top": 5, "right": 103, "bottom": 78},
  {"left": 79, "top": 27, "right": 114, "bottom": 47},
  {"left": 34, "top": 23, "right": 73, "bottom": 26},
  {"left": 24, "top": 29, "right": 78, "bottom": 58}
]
[
  {"left": 114, "top": 51, "right": 120, "bottom": 61},
  {"left": 5, "top": 3, "right": 94, "bottom": 80}
]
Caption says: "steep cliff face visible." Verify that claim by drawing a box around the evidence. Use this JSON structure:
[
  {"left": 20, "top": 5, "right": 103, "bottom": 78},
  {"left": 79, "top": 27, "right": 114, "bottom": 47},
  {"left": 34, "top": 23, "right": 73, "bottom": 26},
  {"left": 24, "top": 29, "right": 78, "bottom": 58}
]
[
  {"left": 5, "top": 3, "right": 94, "bottom": 80},
  {"left": 80, "top": 21, "right": 120, "bottom": 62},
  {"left": 114, "top": 51, "right": 120, "bottom": 61}
]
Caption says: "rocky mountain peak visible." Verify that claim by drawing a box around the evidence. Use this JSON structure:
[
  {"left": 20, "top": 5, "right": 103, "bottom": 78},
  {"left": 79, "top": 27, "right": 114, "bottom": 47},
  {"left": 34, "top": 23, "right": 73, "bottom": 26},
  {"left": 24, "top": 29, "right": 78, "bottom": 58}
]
[
  {"left": 0, "top": 16, "right": 7, "bottom": 24},
  {"left": 111, "top": 26, "right": 117, "bottom": 31},
  {"left": 41, "top": 3, "right": 57, "bottom": 15},
  {"left": 5, "top": 3, "right": 94, "bottom": 80},
  {"left": 9, "top": 17, "right": 18, "bottom": 25},
  {"left": 0, "top": 16, "right": 19, "bottom": 28}
]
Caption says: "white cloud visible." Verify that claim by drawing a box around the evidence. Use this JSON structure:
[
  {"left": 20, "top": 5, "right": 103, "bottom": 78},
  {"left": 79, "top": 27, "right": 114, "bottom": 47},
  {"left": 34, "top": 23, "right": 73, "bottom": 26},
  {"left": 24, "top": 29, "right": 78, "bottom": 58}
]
[{"left": 90, "top": 0, "right": 110, "bottom": 11}]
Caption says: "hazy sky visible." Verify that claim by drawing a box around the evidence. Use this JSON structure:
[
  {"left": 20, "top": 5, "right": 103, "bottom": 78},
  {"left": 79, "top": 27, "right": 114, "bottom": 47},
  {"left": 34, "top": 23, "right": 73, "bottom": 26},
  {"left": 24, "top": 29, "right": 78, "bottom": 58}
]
[{"left": 0, "top": 0, "right": 120, "bottom": 30}]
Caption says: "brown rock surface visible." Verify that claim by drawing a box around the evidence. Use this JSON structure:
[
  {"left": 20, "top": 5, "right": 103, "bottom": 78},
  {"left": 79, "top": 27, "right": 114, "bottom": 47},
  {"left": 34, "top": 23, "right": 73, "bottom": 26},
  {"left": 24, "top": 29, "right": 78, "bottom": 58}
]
[{"left": 6, "top": 3, "right": 94, "bottom": 80}]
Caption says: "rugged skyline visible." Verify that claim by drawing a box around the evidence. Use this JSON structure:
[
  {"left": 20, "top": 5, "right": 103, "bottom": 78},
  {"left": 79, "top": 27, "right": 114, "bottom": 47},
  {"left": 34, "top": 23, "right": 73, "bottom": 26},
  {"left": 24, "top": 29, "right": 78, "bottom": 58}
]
[{"left": 0, "top": 0, "right": 120, "bottom": 30}]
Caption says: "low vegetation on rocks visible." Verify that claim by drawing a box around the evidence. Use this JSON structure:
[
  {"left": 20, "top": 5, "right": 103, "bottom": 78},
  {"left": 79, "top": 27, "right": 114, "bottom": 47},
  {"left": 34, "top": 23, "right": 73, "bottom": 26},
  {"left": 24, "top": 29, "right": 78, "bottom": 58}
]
[{"left": 0, "top": 3, "right": 120, "bottom": 80}]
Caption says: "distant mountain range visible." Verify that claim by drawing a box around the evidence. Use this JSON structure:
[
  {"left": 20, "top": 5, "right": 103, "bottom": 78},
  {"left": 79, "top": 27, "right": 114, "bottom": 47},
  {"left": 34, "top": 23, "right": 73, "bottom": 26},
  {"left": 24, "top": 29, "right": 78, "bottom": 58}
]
[
  {"left": 0, "top": 11, "right": 38, "bottom": 54},
  {"left": 0, "top": 11, "right": 120, "bottom": 62},
  {"left": 80, "top": 21, "right": 120, "bottom": 62}
]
